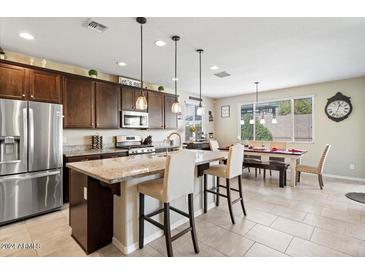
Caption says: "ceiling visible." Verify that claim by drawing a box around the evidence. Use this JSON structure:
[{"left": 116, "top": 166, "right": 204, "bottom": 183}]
[{"left": 1, "top": 17, "right": 365, "bottom": 98}]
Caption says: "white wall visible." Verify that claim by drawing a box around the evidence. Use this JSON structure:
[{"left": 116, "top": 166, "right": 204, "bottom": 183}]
[
  {"left": 214, "top": 76, "right": 365, "bottom": 179},
  {"left": 64, "top": 92, "right": 215, "bottom": 146}
]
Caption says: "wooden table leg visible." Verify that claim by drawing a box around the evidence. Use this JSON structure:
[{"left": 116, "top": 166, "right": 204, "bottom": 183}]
[{"left": 289, "top": 157, "right": 298, "bottom": 187}]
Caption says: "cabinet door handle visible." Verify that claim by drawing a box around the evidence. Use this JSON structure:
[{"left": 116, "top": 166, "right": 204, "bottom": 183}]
[{"left": 22, "top": 93, "right": 26, "bottom": 98}]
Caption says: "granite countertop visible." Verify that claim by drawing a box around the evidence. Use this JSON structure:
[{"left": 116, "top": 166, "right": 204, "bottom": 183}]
[
  {"left": 64, "top": 143, "right": 179, "bottom": 157},
  {"left": 64, "top": 147, "right": 129, "bottom": 157},
  {"left": 66, "top": 150, "right": 228, "bottom": 184}
]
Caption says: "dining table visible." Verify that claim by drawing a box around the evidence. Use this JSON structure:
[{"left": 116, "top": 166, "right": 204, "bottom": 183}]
[{"left": 219, "top": 146, "right": 307, "bottom": 187}]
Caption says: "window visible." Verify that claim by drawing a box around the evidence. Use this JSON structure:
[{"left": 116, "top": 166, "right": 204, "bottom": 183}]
[
  {"left": 185, "top": 101, "right": 203, "bottom": 141},
  {"left": 240, "top": 96, "right": 313, "bottom": 143},
  {"left": 294, "top": 97, "right": 313, "bottom": 142}
]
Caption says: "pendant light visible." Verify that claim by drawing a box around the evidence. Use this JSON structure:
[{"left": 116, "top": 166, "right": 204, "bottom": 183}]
[
  {"left": 196, "top": 49, "right": 204, "bottom": 116},
  {"left": 272, "top": 108, "right": 278, "bottom": 124},
  {"left": 0, "top": 18, "right": 6, "bottom": 60},
  {"left": 254, "top": 81, "right": 266, "bottom": 125},
  {"left": 135, "top": 17, "right": 148, "bottom": 111},
  {"left": 249, "top": 81, "right": 260, "bottom": 125},
  {"left": 171, "top": 35, "right": 181, "bottom": 113}
]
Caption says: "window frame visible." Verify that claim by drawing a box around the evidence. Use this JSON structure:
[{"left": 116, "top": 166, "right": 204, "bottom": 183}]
[
  {"left": 184, "top": 99, "right": 205, "bottom": 140},
  {"left": 237, "top": 95, "right": 315, "bottom": 144}
]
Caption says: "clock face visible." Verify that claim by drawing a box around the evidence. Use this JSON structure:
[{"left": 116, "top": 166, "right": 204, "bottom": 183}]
[
  {"left": 325, "top": 92, "right": 352, "bottom": 122},
  {"left": 326, "top": 100, "right": 351, "bottom": 119}
]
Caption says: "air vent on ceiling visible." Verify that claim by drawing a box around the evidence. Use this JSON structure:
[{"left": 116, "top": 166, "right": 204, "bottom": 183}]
[
  {"left": 86, "top": 20, "right": 108, "bottom": 33},
  {"left": 214, "top": 71, "right": 231, "bottom": 78}
]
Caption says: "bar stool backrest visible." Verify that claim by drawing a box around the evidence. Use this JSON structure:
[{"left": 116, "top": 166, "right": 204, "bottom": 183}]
[
  {"left": 318, "top": 144, "right": 331, "bottom": 173},
  {"left": 226, "top": 143, "right": 244, "bottom": 178},
  {"left": 209, "top": 139, "right": 220, "bottom": 151},
  {"left": 163, "top": 150, "right": 196, "bottom": 202}
]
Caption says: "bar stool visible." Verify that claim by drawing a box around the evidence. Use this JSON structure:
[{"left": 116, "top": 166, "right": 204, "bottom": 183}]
[
  {"left": 203, "top": 143, "right": 246, "bottom": 224},
  {"left": 138, "top": 150, "right": 199, "bottom": 257}
]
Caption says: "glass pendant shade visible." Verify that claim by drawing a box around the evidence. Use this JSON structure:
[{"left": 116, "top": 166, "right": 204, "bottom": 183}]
[
  {"left": 136, "top": 95, "right": 148, "bottom": 110},
  {"left": 197, "top": 104, "right": 204, "bottom": 116},
  {"left": 240, "top": 120, "right": 245, "bottom": 125},
  {"left": 272, "top": 117, "right": 278, "bottom": 124},
  {"left": 171, "top": 101, "right": 181, "bottom": 113},
  {"left": 260, "top": 117, "right": 266, "bottom": 124},
  {"left": 249, "top": 118, "right": 254, "bottom": 125}
]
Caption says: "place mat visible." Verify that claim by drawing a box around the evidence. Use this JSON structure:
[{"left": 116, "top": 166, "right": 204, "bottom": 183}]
[{"left": 345, "top": 192, "right": 365, "bottom": 204}]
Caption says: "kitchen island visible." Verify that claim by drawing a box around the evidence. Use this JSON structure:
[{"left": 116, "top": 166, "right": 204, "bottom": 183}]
[{"left": 66, "top": 150, "right": 227, "bottom": 254}]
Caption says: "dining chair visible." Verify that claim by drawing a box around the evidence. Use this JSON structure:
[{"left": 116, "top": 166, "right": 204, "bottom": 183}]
[
  {"left": 203, "top": 143, "right": 246, "bottom": 224},
  {"left": 296, "top": 144, "right": 331, "bottom": 189},
  {"left": 209, "top": 139, "right": 220, "bottom": 151},
  {"left": 246, "top": 140, "right": 263, "bottom": 177},
  {"left": 266, "top": 141, "right": 287, "bottom": 178},
  {"left": 138, "top": 150, "right": 199, "bottom": 257}
]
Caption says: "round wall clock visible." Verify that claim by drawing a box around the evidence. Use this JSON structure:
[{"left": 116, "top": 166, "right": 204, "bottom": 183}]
[{"left": 325, "top": 92, "right": 352, "bottom": 122}]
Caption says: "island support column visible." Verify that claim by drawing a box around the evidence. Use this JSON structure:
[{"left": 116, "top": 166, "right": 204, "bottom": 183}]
[{"left": 112, "top": 169, "right": 216, "bottom": 255}]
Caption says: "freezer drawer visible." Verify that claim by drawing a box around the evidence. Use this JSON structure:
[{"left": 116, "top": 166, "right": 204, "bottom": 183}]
[{"left": 0, "top": 169, "right": 62, "bottom": 225}]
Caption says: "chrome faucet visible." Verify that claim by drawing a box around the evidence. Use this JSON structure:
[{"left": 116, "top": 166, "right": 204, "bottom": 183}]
[{"left": 166, "top": 132, "right": 182, "bottom": 149}]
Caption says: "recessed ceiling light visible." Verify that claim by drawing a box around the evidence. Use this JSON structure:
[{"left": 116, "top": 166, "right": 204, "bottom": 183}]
[
  {"left": 155, "top": 40, "right": 166, "bottom": 47},
  {"left": 19, "top": 32, "right": 34, "bottom": 40},
  {"left": 117, "top": 61, "right": 127, "bottom": 66},
  {"left": 210, "top": 65, "right": 219, "bottom": 70}
]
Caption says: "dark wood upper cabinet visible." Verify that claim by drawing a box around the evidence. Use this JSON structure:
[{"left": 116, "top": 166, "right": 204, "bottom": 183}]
[
  {"left": 164, "top": 94, "right": 178, "bottom": 129},
  {"left": 95, "top": 82, "right": 120, "bottom": 129},
  {"left": 148, "top": 91, "right": 164, "bottom": 129},
  {"left": 121, "top": 85, "right": 148, "bottom": 112},
  {"left": 0, "top": 63, "right": 28, "bottom": 100},
  {"left": 63, "top": 76, "right": 95, "bottom": 128},
  {"left": 29, "top": 69, "right": 62, "bottom": 103}
]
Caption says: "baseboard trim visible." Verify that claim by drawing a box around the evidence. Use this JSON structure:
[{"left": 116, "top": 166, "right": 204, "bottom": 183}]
[
  {"left": 297, "top": 171, "right": 365, "bottom": 183},
  {"left": 112, "top": 202, "right": 217, "bottom": 255},
  {"left": 323, "top": 173, "right": 365, "bottom": 183}
]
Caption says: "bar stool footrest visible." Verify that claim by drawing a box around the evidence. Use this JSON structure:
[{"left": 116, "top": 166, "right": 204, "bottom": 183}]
[{"left": 171, "top": 227, "right": 192, "bottom": 242}]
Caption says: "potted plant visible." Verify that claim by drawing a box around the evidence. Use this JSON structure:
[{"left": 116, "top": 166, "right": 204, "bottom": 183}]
[
  {"left": 158, "top": 86, "right": 164, "bottom": 91},
  {"left": 88, "top": 69, "right": 98, "bottom": 78}
]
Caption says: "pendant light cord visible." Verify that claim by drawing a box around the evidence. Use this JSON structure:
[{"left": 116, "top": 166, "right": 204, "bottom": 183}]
[
  {"left": 174, "top": 39, "right": 178, "bottom": 100},
  {"left": 199, "top": 51, "right": 202, "bottom": 106},
  {"left": 140, "top": 23, "right": 144, "bottom": 96}
]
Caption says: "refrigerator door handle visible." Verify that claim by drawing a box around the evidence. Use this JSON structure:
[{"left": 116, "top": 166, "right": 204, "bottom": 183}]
[
  {"left": 28, "top": 107, "right": 34, "bottom": 169},
  {"left": 0, "top": 170, "right": 61, "bottom": 182},
  {"left": 22, "top": 107, "right": 28, "bottom": 168}
]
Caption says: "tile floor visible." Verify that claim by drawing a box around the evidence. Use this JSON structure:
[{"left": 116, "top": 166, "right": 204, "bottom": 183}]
[{"left": 1, "top": 172, "right": 365, "bottom": 257}]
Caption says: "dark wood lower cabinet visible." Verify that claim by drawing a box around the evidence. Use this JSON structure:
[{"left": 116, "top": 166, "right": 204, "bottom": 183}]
[
  {"left": 69, "top": 170, "right": 115, "bottom": 254},
  {"left": 63, "top": 154, "right": 101, "bottom": 203}
]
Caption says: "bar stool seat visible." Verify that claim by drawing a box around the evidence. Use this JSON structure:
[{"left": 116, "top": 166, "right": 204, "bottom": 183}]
[
  {"left": 203, "top": 143, "right": 246, "bottom": 224},
  {"left": 137, "top": 150, "right": 199, "bottom": 257},
  {"left": 138, "top": 178, "right": 164, "bottom": 201},
  {"left": 204, "top": 164, "right": 226, "bottom": 177}
]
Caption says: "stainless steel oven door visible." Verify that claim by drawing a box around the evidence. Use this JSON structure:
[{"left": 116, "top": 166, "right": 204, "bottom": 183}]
[{"left": 122, "top": 111, "right": 149, "bottom": 128}]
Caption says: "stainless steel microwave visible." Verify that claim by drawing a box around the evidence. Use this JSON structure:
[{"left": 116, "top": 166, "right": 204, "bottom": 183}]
[{"left": 121, "top": 111, "right": 149, "bottom": 129}]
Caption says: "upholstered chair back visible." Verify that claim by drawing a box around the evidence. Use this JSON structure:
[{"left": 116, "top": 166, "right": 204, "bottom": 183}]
[
  {"left": 209, "top": 139, "right": 220, "bottom": 151},
  {"left": 226, "top": 143, "right": 244, "bottom": 178},
  {"left": 163, "top": 150, "right": 196, "bottom": 202}
]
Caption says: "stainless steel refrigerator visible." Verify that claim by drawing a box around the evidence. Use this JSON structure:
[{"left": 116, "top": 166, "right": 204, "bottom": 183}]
[{"left": 0, "top": 99, "right": 63, "bottom": 225}]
